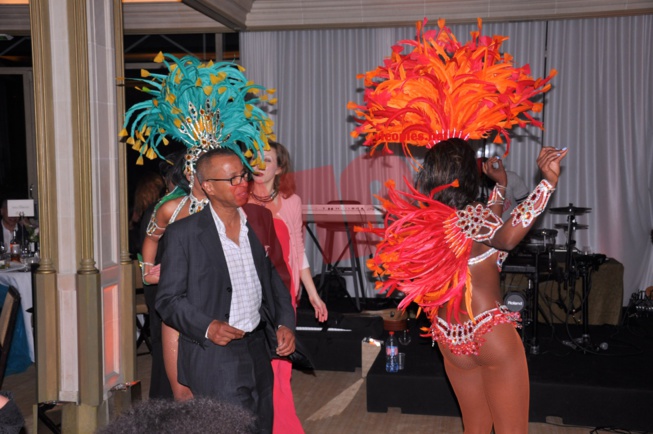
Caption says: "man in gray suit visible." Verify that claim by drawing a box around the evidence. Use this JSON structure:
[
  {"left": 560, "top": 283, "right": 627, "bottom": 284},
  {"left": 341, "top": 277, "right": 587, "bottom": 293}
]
[{"left": 156, "top": 148, "right": 296, "bottom": 433}]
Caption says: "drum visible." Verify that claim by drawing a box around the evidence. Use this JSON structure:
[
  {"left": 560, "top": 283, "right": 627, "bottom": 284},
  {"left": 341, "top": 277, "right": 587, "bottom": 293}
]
[{"left": 516, "top": 228, "right": 558, "bottom": 272}]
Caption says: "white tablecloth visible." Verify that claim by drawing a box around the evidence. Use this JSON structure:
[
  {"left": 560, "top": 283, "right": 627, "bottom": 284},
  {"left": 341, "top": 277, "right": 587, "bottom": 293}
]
[{"left": 0, "top": 267, "right": 35, "bottom": 362}]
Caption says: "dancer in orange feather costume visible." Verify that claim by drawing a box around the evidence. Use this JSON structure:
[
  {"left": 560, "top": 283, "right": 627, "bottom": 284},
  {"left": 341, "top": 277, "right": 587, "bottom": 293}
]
[{"left": 351, "top": 19, "right": 567, "bottom": 433}]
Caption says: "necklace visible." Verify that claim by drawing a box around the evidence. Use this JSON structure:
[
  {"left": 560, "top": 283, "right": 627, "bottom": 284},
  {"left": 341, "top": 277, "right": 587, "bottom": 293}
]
[
  {"left": 250, "top": 189, "right": 278, "bottom": 204},
  {"left": 189, "top": 192, "right": 209, "bottom": 214}
]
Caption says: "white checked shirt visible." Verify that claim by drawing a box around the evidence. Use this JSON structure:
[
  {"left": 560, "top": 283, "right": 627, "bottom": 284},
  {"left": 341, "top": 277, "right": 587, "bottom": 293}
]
[{"left": 209, "top": 205, "right": 262, "bottom": 332}]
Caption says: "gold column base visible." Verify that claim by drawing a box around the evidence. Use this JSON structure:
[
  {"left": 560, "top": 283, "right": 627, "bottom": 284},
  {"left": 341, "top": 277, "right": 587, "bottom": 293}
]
[{"left": 61, "top": 400, "right": 109, "bottom": 434}]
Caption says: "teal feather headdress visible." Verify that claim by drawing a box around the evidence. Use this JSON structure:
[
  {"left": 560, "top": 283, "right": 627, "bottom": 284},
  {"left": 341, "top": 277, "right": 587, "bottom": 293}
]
[{"left": 120, "top": 52, "right": 276, "bottom": 174}]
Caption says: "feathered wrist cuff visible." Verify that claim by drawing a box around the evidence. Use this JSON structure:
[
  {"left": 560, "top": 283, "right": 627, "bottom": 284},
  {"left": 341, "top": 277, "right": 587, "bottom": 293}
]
[{"left": 510, "top": 179, "right": 555, "bottom": 227}]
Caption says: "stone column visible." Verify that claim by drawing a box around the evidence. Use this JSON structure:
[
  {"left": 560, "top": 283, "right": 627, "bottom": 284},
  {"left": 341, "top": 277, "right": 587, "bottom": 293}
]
[{"left": 29, "top": 0, "right": 134, "bottom": 431}]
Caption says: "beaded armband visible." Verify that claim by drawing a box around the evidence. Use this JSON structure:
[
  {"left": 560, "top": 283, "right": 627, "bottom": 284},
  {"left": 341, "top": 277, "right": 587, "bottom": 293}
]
[
  {"left": 487, "top": 184, "right": 506, "bottom": 207},
  {"left": 510, "top": 179, "right": 555, "bottom": 227},
  {"left": 455, "top": 204, "right": 503, "bottom": 241},
  {"left": 145, "top": 213, "right": 164, "bottom": 238}
]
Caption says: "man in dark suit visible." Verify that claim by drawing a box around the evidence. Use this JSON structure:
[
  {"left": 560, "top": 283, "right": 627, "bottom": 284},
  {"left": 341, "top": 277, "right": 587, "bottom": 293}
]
[{"left": 156, "top": 148, "right": 296, "bottom": 433}]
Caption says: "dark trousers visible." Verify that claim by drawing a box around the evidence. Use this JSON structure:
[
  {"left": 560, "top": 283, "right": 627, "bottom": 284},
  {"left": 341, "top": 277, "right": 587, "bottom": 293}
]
[{"left": 179, "top": 330, "right": 273, "bottom": 434}]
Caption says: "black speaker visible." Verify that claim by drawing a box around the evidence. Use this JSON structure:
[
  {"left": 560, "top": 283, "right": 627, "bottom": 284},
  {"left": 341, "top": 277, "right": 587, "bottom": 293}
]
[{"left": 504, "top": 291, "right": 527, "bottom": 313}]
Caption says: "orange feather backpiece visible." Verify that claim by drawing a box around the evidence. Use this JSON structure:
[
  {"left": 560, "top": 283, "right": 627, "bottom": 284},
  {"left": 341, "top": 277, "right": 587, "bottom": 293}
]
[
  {"left": 356, "top": 178, "right": 474, "bottom": 324},
  {"left": 348, "top": 18, "right": 556, "bottom": 157}
]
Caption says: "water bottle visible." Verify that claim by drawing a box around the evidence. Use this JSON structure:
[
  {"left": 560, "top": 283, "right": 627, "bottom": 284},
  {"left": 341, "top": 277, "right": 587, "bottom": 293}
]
[{"left": 385, "top": 331, "right": 399, "bottom": 373}]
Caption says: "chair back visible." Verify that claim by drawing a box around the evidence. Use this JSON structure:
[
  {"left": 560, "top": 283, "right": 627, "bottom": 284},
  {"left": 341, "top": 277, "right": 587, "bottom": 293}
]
[{"left": 0, "top": 286, "right": 21, "bottom": 388}]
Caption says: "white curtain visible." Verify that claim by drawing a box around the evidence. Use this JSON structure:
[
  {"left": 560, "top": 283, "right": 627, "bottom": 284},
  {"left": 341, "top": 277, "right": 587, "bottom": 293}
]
[
  {"left": 541, "top": 15, "right": 653, "bottom": 304},
  {"left": 241, "top": 15, "right": 653, "bottom": 304}
]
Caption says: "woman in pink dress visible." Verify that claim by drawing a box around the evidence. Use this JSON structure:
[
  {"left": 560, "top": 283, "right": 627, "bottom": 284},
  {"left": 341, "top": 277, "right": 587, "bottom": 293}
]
[{"left": 249, "top": 140, "right": 328, "bottom": 434}]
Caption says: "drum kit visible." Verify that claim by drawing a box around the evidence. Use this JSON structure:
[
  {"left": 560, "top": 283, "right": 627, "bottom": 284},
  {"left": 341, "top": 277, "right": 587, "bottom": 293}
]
[
  {"left": 518, "top": 203, "right": 592, "bottom": 271},
  {"left": 504, "top": 203, "right": 602, "bottom": 354}
]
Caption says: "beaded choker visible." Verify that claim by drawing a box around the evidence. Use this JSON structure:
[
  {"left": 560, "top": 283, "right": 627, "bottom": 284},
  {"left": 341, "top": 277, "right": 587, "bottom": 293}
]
[
  {"left": 189, "top": 192, "right": 209, "bottom": 214},
  {"left": 250, "top": 189, "right": 278, "bottom": 204}
]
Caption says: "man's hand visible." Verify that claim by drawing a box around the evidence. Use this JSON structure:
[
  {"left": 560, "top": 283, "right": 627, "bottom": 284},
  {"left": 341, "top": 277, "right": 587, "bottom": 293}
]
[
  {"left": 537, "top": 146, "right": 569, "bottom": 187},
  {"left": 482, "top": 156, "right": 508, "bottom": 186},
  {"left": 275, "top": 325, "right": 295, "bottom": 357},
  {"left": 206, "top": 320, "right": 245, "bottom": 346}
]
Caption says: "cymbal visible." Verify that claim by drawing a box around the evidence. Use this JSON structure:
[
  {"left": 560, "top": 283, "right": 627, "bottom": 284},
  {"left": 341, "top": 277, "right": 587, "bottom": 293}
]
[
  {"left": 529, "top": 228, "right": 558, "bottom": 239},
  {"left": 549, "top": 204, "right": 591, "bottom": 215},
  {"left": 554, "top": 223, "right": 589, "bottom": 230}
]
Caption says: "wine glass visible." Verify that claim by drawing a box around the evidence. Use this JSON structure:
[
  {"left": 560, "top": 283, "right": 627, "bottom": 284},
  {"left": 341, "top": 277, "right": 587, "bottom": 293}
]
[{"left": 398, "top": 328, "right": 411, "bottom": 346}]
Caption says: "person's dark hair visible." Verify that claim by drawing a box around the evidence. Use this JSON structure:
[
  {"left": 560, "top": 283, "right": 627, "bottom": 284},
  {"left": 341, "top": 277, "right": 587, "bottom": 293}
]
[
  {"left": 0, "top": 391, "right": 25, "bottom": 433},
  {"left": 130, "top": 172, "right": 165, "bottom": 227},
  {"left": 267, "top": 140, "right": 296, "bottom": 198},
  {"left": 165, "top": 151, "right": 191, "bottom": 194},
  {"left": 195, "top": 147, "right": 241, "bottom": 183},
  {"left": 415, "top": 138, "right": 479, "bottom": 210},
  {"left": 97, "top": 398, "right": 256, "bottom": 434}
]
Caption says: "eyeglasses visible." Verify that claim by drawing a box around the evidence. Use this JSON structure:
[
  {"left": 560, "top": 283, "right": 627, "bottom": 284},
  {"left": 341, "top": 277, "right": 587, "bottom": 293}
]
[{"left": 203, "top": 171, "right": 253, "bottom": 186}]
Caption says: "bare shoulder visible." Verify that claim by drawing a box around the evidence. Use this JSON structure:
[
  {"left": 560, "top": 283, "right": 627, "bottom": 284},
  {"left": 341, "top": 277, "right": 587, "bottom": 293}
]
[{"left": 155, "top": 197, "right": 183, "bottom": 221}]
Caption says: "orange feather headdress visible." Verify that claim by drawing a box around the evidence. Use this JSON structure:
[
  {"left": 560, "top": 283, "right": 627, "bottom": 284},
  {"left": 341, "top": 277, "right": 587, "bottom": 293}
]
[
  {"left": 352, "top": 19, "right": 556, "bottom": 324},
  {"left": 348, "top": 18, "right": 556, "bottom": 157}
]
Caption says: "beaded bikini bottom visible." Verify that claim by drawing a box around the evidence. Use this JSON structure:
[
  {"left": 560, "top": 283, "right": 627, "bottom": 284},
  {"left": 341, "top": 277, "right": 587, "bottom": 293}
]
[{"left": 431, "top": 305, "right": 521, "bottom": 356}]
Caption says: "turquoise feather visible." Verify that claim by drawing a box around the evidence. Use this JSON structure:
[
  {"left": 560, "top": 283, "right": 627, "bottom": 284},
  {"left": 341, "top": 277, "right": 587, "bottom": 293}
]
[{"left": 122, "top": 52, "right": 275, "bottom": 171}]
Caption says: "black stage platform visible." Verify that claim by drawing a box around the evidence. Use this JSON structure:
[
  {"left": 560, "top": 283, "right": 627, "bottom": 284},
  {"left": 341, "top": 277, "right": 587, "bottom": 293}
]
[{"left": 366, "top": 318, "right": 653, "bottom": 431}]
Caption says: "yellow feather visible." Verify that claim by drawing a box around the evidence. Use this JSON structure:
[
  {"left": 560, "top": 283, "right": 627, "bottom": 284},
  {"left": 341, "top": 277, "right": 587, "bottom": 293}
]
[
  {"left": 136, "top": 155, "right": 144, "bottom": 165},
  {"left": 174, "top": 119, "right": 182, "bottom": 128},
  {"left": 162, "top": 137, "right": 169, "bottom": 146},
  {"left": 203, "top": 86, "right": 213, "bottom": 96},
  {"left": 140, "top": 69, "right": 150, "bottom": 78},
  {"left": 195, "top": 78, "right": 202, "bottom": 87},
  {"left": 118, "top": 128, "right": 128, "bottom": 137},
  {"left": 153, "top": 52, "right": 164, "bottom": 63}
]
